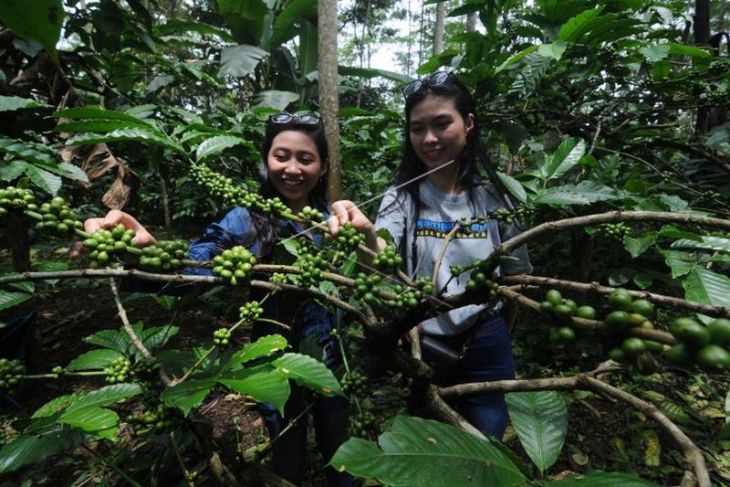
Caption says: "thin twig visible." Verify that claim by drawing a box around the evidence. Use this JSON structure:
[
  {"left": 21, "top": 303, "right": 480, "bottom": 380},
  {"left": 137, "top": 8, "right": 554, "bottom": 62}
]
[
  {"left": 169, "top": 432, "right": 195, "bottom": 487},
  {"left": 109, "top": 278, "right": 172, "bottom": 385},
  {"left": 431, "top": 222, "right": 461, "bottom": 287}
]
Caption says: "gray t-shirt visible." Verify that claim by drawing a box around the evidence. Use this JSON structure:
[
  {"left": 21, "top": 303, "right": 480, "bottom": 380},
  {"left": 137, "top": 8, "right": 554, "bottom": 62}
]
[{"left": 375, "top": 178, "right": 532, "bottom": 336}]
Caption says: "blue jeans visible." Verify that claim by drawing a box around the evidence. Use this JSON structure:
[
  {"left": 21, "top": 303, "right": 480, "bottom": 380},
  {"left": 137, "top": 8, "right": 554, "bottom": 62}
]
[{"left": 441, "top": 314, "right": 515, "bottom": 439}]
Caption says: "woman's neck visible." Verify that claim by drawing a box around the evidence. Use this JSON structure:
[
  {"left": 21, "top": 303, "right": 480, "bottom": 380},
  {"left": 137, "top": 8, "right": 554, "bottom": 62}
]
[{"left": 426, "top": 164, "right": 464, "bottom": 195}]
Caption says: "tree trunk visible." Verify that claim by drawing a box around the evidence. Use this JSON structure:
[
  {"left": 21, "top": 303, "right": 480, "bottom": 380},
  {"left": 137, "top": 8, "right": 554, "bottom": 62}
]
[
  {"left": 466, "top": 12, "right": 477, "bottom": 33},
  {"left": 433, "top": 1, "right": 445, "bottom": 55},
  {"left": 7, "top": 212, "right": 31, "bottom": 271},
  {"left": 694, "top": 0, "right": 711, "bottom": 134},
  {"left": 318, "top": 0, "right": 342, "bottom": 200}
]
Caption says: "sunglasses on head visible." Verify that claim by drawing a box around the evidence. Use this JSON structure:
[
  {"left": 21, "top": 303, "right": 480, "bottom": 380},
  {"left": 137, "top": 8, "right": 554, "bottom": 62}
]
[
  {"left": 268, "top": 112, "right": 321, "bottom": 125},
  {"left": 401, "top": 71, "right": 454, "bottom": 98}
]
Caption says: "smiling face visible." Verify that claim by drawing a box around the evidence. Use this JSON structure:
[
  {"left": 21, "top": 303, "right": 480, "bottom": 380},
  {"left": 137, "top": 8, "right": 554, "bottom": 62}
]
[
  {"left": 408, "top": 95, "right": 474, "bottom": 173},
  {"left": 266, "top": 130, "right": 327, "bottom": 212}
]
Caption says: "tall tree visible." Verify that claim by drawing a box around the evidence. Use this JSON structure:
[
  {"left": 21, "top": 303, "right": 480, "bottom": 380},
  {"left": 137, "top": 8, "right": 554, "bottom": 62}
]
[
  {"left": 433, "top": 1, "right": 446, "bottom": 55},
  {"left": 319, "top": 0, "right": 342, "bottom": 199}
]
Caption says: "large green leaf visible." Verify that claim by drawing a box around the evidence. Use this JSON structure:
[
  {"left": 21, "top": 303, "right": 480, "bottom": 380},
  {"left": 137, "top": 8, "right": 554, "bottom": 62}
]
[
  {"left": 272, "top": 353, "right": 343, "bottom": 397},
  {"left": 543, "top": 138, "right": 585, "bottom": 181},
  {"left": 161, "top": 377, "right": 217, "bottom": 415},
  {"left": 330, "top": 415, "right": 527, "bottom": 486},
  {"left": 65, "top": 349, "right": 123, "bottom": 371},
  {"left": 157, "top": 20, "right": 234, "bottom": 42},
  {"left": 219, "top": 364, "right": 290, "bottom": 414},
  {"left": 0, "top": 160, "right": 27, "bottom": 181},
  {"left": 139, "top": 325, "right": 180, "bottom": 350},
  {"left": 624, "top": 232, "right": 657, "bottom": 258},
  {"left": 58, "top": 406, "right": 119, "bottom": 439},
  {"left": 497, "top": 172, "right": 528, "bottom": 203},
  {"left": 683, "top": 268, "right": 730, "bottom": 311},
  {"left": 533, "top": 181, "right": 616, "bottom": 206},
  {"left": 544, "top": 470, "right": 658, "bottom": 486},
  {"left": 557, "top": 7, "right": 602, "bottom": 42},
  {"left": 32, "top": 393, "right": 83, "bottom": 419},
  {"left": 0, "top": 96, "right": 48, "bottom": 112},
  {"left": 0, "top": 290, "right": 32, "bottom": 311},
  {"left": 66, "top": 128, "right": 184, "bottom": 154},
  {"left": 66, "top": 383, "right": 142, "bottom": 412},
  {"left": 84, "top": 329, "right": 131, "bottom": 354},
  {"left": 338, "top": 66, "right": 412, "bottom": 84},
  {"left": 54, "top": 120, "right": 152, "bottom": 134},
  {"left": 54, "top": 107, "right": 157, "bottom": 129},
  {"left": 254, "top": 90, "right": 300, "bottom": 110},
  {"left": 660, "top": 249, "right": 696, "bottom": 278},
  {"left": 218, "top": 44, "right": 269, "bottom": 78},
  {"left": 639, "top": 44, "right": 670, "bottom": 62},
  {"left": 537, "top": 41, "right": 567, "bottom": 60},
  {"left": 24, "top": 165, "right": 62, "bottom": 195},
  {"left": 196, "top": 135, "right": 253, "bottom": 162},
  {"left": 506, "top": 391, "right": 567, "bottom": 474},
  {"left": 495, "top": 45, "right": 539, "bottom": 73},
  {"left": 0, "top": 0, "right": 63, "bottom": 62},
  {"left": 0, "top": 429, "right": 84, "bottom": 473},
  {"left": 270, "top": 0, "right": 317, "bottom": 47},
  {"left": 231, "top": 334, "right": 288, "bottom": 365},
  {"left": 671, "top": 237, "right": 730, "bottom": 254}
]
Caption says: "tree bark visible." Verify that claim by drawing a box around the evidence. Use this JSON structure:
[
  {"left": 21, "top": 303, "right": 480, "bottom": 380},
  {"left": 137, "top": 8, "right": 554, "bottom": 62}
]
[
  {"left": 433, "top": 1, "right": 445, "bottom": 55},
  {"left": 694, "top": 0, "right": 711, "bottom": 133},
  {"left": 7, "top": 212, "right": 31, "bottom": 271},
  {"left": 318, "top": 0, "right": 342, "bottom": 200}
]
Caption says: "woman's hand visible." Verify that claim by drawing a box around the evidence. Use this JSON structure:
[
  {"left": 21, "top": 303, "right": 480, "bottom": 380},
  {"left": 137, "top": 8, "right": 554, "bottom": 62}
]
[
  {"left": 328, "top": 200, "right": 383, "bottom": 252},
  {"left": 83, "top": 209, "right": 157, "bottom": 247}
]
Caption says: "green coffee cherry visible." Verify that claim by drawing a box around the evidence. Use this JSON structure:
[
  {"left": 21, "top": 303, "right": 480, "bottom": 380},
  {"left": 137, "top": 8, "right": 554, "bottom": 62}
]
[
  {"left": 212, "top": 246, "right": 257, "bottom": 285},
  {"left": 239, "top": 301, "right": 263, "bottom": 321},
  {"left": 104, "top": 357, "right": 131, "bottom": 383},
  {"left": 0, "top": 358, "right": 25, "bottom": 391},
  {"left": 372, "top": 245, "right": 402, "bottom": 274},
  {"left": 213, "top": 327, "right": 231, "bottom": 346}
]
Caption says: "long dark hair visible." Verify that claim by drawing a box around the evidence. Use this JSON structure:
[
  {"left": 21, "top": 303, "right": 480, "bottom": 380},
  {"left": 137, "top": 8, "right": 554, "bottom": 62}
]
[
  {"left": 395, "top": 73, "right": 514, "bottom": 210},
  {"left": 251, "top": 119, "right": 329, "bottom": 259}
]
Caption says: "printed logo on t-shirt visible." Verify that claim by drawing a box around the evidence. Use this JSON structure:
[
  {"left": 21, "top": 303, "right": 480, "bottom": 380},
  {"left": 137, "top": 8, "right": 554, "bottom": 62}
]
[{"left": 415, "top": 219, "right": 489, "bottom": 238}]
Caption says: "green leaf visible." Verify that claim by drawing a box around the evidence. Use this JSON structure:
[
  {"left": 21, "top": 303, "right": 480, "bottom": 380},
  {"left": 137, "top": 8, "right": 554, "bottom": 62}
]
[
  {"left": 671, "top": 236, "right": 730, "bottom": 253},
  {"left": 0, "top": 160, "right": 28, "bottom": 181},
  {"left": 66, "top": 383, "right": 142, "bottom": 412},
  {"left": 506, "top": 391, "right": 567, "bottom": 474},
  {"left": 557, "top": 7, "right": 603, "bottom": 42},
  {"left": 219, "top": 364, "right": 290, "bottom": 414},
  {"left": 58, "top": 406, "right": 119, "bottom": 439},
  {"left": 537, "top": 41, "right": 567, "bottom": 60},
  {"left": 139, "top": 325, "right": 179, "bottom": 350},
  {"left": 57, "top": 163, "right": 89, "bottom": 183},
  {"left": 533, "top": 181, "right": 616, "bottom": 206},
  {"left": 0, "top": 290, "right": 32, "bottom": 311},
  {"left": 660, "top": 250, "right": 696, "bottom": 278},
  {"left": 682, "top": 268, "right": 730, "bottom": 311},
  {"left": 667, "top": 42, "right": 711, "bottom": 59},
  {"left": 66, "top": 128, "right": 184, "bottom": 154},
  {"left": 0, "top": 96, "right": 48, "bottom": 112},
  {"left": 273, "top": 353, "right": 343, "bottom": 397},
  {"left": 24, "top": 165, "right": 61, "bottom": 195},
  {"left": 544, "top": 138, "right": 585, "bottom": 180},
  {"left": 218, "top": 44, "right": 269, "bottom": 78},
  {"left": 624, "top": 232, "right": 657, "bottom": 258},
  {"left": 270, "top": 0, "right": 317, "bottom": 47},
  {"left": 157, "top": 20, "right": 233, "bottom": 42},
  {"left": 65, "top": 350, "right": 123, "bottom": 371},
  {"left": 254, "top": 90, "right": 300, "bottom": 111},
  {"left": 0, "top": 429, "right": 84, "bottom": 473},
  {"left": 84, "top": 329, "right": 130, "bottom": 354},
  {"left": 496, "top": 172, "right": 528, "bottom": 203},
  {"left": 338, "top": 66, "right": 413, "bottom": 84},
  {"left": 330, "top": 415, "right": 527, "bottom": 486},
  {"left": 32, "top": 393, "right": 83, "bottom": 418},
  {"left": 495, "top": 45, "right": 539, "bottom": 73},
  {"left": 639, "top": 44, "right": 670, "bottom": 62},
  {"left": 55, "top": 120, "right": 152, "bottom": 134},
  {"left": 161, "top": 377, "right": 217, "bottom": 415},
  {"left": 0, "top": 0, "right": 64, "bottom": 62},
  {"left": 544, "top": 470, "right": 659, "bottom": 486},
  {"left": 231, "top": 334, "right": 288, "bottom": 365},
  {"left": 54, "top": 107, "right": 157, "bottom": 128},
  {"left": 196, "top": 135, "right": 252, "bottom": 162}
]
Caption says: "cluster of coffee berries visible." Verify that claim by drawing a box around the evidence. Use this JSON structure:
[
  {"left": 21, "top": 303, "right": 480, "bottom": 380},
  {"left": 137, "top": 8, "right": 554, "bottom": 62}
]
[
  {"left": 373, "top": 245, "right": 402, "bottom": 274},
  {"left": 603, "top": 289, "right": 656, "bottom": 332},
  {"left": 213, "top": 327, "right": 231, "bottom": 346},
  {"left": 299, "top": 205, "right": 324, "bottom": 222},
  {"left": 190, "top": 163, "right": 254, "bottom": 207},
  {"left": 352, "top": 273, "right": 383, "bottom": 305},
  {"left": 34, "top": 196, "right": 82, "bottom": 235},
  {"left": 295, "top": 253, "right": 326, "bottom": 288},
  {"left": 466, "top": 270, "right": 499, "bottom": 296},
  {"left": 139, "top": 240, "right": 187, "bottom": 270},
  {"left": 258, "top": 196, "right": 289, "bottom": 216},
  {"left": 239, "top": 301, "right": 263, "bottom": 322},
  {"left": 84, "top": 224, "right": 137, "bottom": 266},
  {"left": 271, "top": 272, "right": 288, "bottom": 284},
  {"left": 212, "top": 246, "right": 257, "bottom": 285},
  {"left": 341, "top": 369, "right": 366, "bottom": 394},
  {"left": 0, "top": 358, "right": 24, "bottom": 391},
  {"left": 665, "top": 317, "right": 730, "bottom": 370},
  {"left": 334, "top": 222, "right": 365, "bottom": 253},
  {"left": 0, "top": 186, "right": 35, "bottom": 216},
  {"left": 384, "top": 284, "right": 423, "bottom": 310},
  {"left": 350, "top": 410, "right": 377, "bottom": 438},
  {"left": 540, "top": 289, "right": 595, "bottom": 344},
  {"left": 127, "top": 404, "right": 181, "bottom": 434},
  {"left": 104, "top": 357, "right": 131, "bottom": 383},
  {"left": 591, "top": 223, "right": 631, "bottom": 241}
]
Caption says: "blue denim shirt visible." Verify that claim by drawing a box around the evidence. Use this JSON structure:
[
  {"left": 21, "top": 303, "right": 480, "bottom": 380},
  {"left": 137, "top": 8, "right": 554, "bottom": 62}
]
[{"left": 187, "top": 206, "right": 339, "bottom": 368}]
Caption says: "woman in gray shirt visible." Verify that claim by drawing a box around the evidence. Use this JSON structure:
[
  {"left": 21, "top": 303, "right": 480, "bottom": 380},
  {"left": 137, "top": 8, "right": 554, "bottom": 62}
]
[{"left": 330, "top": 71, "right": 531, "bottom": 439}]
